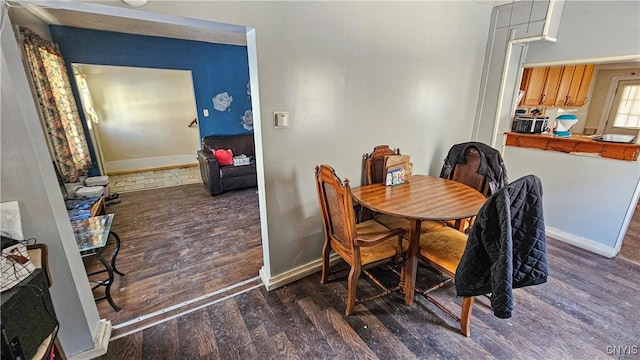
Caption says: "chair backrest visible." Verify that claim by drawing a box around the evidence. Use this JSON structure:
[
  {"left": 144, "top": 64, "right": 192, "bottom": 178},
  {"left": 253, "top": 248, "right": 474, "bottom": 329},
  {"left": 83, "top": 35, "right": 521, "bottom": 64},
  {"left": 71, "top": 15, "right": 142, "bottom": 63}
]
[
  {"left": 451, "top": 147, "right": 488, "bottom": 196},
  {"left": 315, "top": 165, "right": 356, "bottom": 254},
  {"left": 364, "top": 145, "right": 400, "bottom": 185},
  {"left": 440, "top": 142, "right": 507, "bottom": 196}
]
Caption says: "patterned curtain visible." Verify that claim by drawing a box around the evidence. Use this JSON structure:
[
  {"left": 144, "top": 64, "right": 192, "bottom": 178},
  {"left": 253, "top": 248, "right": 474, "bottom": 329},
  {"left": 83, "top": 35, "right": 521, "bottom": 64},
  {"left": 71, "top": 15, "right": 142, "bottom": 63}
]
[{"left": 19, "top": 27, "right": 92, "bottom": 183}]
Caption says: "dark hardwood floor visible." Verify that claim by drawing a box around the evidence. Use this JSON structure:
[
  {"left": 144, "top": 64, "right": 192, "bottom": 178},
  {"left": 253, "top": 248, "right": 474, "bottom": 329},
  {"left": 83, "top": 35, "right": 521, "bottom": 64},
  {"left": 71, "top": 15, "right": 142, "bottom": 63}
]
[
  {"left": 84, "top": 184, "right": 263, "bottom": 335},
  {"left": 620, "top": 201, "right": 640, "bottom": 265},
  {"left": 99, "top": 237, "right": 640, "bottom": 359}
]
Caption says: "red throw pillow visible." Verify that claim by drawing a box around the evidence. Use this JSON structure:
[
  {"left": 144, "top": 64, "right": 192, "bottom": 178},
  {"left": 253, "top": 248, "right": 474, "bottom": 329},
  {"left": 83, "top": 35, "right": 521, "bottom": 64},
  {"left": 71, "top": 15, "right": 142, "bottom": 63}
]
[{"left": 213, "top": 149, "right": 234, "bottom": 166}]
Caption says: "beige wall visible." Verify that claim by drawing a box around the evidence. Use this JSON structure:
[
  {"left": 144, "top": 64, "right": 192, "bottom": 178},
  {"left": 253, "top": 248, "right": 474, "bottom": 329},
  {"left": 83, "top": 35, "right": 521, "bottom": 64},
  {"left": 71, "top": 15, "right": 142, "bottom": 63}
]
[
  {"left": 81, "top": 65, "right": 199, "bottom": 173},
  {"left": 584, "top": 64, "right": 640, "bottom": 132}
]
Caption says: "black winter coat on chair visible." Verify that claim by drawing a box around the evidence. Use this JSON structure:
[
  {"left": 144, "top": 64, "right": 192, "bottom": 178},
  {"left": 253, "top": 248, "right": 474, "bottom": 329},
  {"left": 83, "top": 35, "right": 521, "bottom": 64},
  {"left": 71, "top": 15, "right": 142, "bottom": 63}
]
[
  {"left": 455, "top": 174, "right": 548, "bottom": 318},
  {"left": 440, "top": 142, "right": 508, "bottom": 196}
]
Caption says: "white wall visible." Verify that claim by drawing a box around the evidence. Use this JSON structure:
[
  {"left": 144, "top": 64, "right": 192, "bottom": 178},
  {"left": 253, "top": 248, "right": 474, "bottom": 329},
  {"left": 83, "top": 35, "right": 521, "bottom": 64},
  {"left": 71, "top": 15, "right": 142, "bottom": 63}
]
[
  {"left": 525, "top": 1, "right": 640, "bottom": 65},
  {"left": 504, "top": 147, "right": 640, "bottom": 253},
  {"left": 499, "top": 1, "right": 640, "bottom": 256},
  {"left": 81, "top": 65, "right": 199, "bottom": 173}
]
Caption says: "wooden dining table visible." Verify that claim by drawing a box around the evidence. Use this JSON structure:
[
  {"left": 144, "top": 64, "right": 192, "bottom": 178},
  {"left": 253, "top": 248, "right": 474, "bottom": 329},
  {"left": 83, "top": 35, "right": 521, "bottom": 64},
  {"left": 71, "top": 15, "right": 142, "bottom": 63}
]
[{"left": 350, "top": 174, "right": 487, "bottom": 306}]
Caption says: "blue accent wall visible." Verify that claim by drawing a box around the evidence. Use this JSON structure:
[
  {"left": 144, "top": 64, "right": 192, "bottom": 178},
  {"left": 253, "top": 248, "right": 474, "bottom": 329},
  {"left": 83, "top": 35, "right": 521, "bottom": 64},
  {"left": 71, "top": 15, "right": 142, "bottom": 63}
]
[{"left": 50, "top": 25, "right": 252, "bottom": 140}]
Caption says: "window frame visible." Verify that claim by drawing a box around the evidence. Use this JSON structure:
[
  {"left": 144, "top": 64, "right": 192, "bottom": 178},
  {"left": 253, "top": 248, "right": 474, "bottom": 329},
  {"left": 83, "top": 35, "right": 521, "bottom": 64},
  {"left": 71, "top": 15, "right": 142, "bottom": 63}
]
[{"left": 598, "top": 75, "right": 640, "bottom": 134}]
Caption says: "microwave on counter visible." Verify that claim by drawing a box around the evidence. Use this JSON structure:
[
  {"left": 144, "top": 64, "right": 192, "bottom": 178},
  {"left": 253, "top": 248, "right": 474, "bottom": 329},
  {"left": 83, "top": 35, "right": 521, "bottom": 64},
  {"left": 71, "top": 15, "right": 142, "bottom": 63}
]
[{"left": 512, "top": 117, "right": 548, "bottom": 134}]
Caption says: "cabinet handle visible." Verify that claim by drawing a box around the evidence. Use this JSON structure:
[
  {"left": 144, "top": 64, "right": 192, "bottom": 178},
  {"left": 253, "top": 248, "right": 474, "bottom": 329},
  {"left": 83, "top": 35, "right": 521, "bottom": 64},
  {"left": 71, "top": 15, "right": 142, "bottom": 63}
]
[
  {"left": 584, "top": 97, "right": 588, "bottom": 104},
  {"left": 565, "top": 96, "right": 571, "bottom": 106},
  {"left": 540, "top": 94, "right": 545, "bottom": 105}
]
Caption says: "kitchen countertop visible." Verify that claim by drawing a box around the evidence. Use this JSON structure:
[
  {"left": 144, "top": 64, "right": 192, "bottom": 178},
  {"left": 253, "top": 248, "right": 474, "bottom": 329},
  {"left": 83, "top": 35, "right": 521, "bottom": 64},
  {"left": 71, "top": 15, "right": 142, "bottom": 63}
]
[{"left": 504, "top": 132, "right": 640, "bottom": 161}]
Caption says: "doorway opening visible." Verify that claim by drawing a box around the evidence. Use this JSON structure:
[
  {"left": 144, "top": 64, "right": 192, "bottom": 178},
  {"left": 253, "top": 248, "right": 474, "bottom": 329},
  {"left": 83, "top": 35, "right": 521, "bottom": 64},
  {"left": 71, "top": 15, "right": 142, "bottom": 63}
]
[
  {"left": 67, "top": 58, "right": 262, "bottom": 335},
  {"left": 72, "top": 64, "right": 201, "bottom": 176},
  {"left": 8, "top": 2, "right": 266, "bottom": 339}
]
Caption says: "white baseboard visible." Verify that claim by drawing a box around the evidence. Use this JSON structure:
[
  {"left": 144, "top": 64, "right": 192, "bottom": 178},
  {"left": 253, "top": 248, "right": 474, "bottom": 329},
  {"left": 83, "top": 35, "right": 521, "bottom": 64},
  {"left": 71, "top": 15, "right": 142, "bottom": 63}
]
[
  {"left": 546, "top": 226, "right": 618, "bottom": 258},
  {"left": 68, "top": 319, "right": 111, "bottom": 360},
  {"left": 259, "top": 253, "right": 342, "bottom": 291},
  {"left": 260, "top": 229, "right": 619, "bottom": 290}
]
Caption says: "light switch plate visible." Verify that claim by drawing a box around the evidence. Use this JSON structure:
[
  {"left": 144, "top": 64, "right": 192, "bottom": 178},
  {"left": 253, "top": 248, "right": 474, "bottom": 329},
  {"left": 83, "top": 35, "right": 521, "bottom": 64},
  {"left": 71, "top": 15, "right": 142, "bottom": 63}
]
[{"left": 274, "top": 111, "right": 290, "bottom": 128}]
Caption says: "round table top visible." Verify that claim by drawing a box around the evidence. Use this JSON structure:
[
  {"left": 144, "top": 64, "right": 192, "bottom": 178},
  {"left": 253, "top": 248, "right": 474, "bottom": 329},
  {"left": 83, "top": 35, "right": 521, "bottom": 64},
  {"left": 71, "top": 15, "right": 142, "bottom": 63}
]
[{"left": 351, "top": 175, "right": 487, "bottom": 221}]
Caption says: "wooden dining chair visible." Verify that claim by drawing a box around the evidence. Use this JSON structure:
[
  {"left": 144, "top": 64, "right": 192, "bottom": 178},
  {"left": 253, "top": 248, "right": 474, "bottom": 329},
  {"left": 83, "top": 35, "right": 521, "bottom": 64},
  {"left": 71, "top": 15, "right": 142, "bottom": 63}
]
[
  {"left": 446, "top": 147, "right": 488, "bottom": 233},
  {"left": 364, "top": 145, "right": 399, "bottom": 186},
  {"left": 315, "top": 164, "right": 407, "bottom": 315},
  {"left": 362, "top": 145, "right": 446, "bottom": 233},
  {"left": 357, "top": 145, "right": 399, "bottom": 222},
  {"left": 415, "top": 226, "right": 475, "bottom": 336}
]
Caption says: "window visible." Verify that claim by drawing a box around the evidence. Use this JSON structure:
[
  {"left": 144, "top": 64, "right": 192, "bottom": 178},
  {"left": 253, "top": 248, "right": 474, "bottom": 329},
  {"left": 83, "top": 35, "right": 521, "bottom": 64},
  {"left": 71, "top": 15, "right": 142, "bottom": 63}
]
[
  {"left": 612, "top": 83, "right": 640, "bottom": 128},
  {"left": 603, "top": 78, "right": 640, "bottom": 135}
]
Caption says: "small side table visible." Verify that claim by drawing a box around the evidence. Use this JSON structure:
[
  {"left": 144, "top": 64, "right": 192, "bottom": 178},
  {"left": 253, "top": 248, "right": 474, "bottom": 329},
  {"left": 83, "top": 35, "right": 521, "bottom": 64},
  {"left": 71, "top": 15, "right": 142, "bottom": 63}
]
[{"left": 71, "top": 214, "right": 125, "bottom": 312}]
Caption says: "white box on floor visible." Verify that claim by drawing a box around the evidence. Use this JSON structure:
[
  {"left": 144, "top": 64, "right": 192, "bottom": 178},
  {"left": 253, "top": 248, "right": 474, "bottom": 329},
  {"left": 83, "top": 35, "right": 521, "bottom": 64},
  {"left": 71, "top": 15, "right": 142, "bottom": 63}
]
[
  {"left": 85, "top": 176, "right": 109, "bottom": 186},
  {"left": 64, "top": 182, "right": 83, "bottom": 198},
  {"left": 74, "top": 186, "right": 104, "bottom": 198},
  {"left": 84, "top": 176, "right": 111, "bottom": 198}
]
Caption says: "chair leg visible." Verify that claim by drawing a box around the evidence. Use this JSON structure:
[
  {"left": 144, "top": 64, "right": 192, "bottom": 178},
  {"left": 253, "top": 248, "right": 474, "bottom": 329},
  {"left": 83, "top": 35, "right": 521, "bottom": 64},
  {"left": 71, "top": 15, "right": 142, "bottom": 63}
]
[
  {"left": 345, "top": 265, "right": 361, "bottom": 316},
  {"left": 320, "top": 241, "right": 331, "bottom": 284},
  {"left": 460, "top": 296, "right": 475, "bottom": 337}
]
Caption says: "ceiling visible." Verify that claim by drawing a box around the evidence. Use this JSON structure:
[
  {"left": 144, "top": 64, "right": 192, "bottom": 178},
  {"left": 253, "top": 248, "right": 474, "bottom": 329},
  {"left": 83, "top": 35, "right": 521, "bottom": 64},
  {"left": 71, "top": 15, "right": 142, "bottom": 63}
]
[
  {"left": 10, "top": 1, "right": 523, "bottom": 47},
  {"left": 9, "top": 2, "right": 247, "bottom": 46},
  {"left": 12, "top": 1, "right": 519, "bottom": 47}
]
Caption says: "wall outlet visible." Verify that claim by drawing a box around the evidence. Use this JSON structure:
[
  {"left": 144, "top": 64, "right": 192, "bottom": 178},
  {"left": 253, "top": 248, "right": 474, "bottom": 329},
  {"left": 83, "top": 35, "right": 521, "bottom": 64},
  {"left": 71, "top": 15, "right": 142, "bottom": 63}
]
[{"left": 203, "top": 109, "right": 209, "bottom": 117}]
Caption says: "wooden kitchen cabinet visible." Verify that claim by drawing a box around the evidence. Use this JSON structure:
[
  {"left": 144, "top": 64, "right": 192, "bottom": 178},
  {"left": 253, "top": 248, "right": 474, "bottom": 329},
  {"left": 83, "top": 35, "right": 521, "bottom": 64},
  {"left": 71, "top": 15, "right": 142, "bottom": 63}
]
[
  {"left": 521, "top": 64, "right": 595, "bottom": 108},
  {"left": 555, "top": 64, "right": 595, "bottom": 107},
  {"left": 520, "top": 66, "right": 563, "bottom": 107},
  {"left": 520, "top": 67, "right": 545, "bottom": 106},
  {"left": 573, "top": 64, "right": 595, "bottom": 107}
]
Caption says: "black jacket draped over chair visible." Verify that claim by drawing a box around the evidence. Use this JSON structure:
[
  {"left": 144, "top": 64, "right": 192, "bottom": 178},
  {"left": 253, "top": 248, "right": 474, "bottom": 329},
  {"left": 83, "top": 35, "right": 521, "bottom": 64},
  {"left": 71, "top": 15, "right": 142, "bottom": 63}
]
[
  {"left": 455, "top": 174, "right": 548, "bottom": 319},
  {"left": 440, "top": 142, "right": 508, "bottom": 196}
]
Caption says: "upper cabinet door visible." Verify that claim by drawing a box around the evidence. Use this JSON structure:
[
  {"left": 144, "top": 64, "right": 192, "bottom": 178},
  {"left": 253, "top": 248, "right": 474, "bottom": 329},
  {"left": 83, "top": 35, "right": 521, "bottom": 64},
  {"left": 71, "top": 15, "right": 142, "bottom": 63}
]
[
  {"left": 573, "top": 65, "right": 595, "bottom": 107},
  {"left": 562, "top": 65, "right": 585, "bottom": 106},
  {"left": 521, "top": 67, "right": 548, "bottom": 106},
  {"left": 520, "top": 64, "right": 595, "bottom": 108},
  {"left": 555, "top": 65, "right": 576, "bottom": 107},
  {"left": 539, "top": 66, "right": 563, "bottom": 107}
]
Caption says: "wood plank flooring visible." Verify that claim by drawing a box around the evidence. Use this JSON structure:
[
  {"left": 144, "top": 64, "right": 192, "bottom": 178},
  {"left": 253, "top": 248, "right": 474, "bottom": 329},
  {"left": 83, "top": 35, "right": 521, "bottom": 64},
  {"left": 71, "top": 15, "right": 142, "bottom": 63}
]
[
  {"left": 84, "top": 184, "right": 262, "bottom": 334},
  {"left": 99, "top": 238, "right": 640, "bottom": 359},
  {"left": 620, "top": 201, "right": 640, "bottom": 264}
]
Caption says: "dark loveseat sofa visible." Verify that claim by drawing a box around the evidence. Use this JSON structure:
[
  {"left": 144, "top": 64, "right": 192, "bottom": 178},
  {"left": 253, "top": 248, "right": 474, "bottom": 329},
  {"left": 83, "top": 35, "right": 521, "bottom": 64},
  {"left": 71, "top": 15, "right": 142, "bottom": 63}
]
[{"left": 197, "top": 134, "right": 258, "bottom": 196}]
